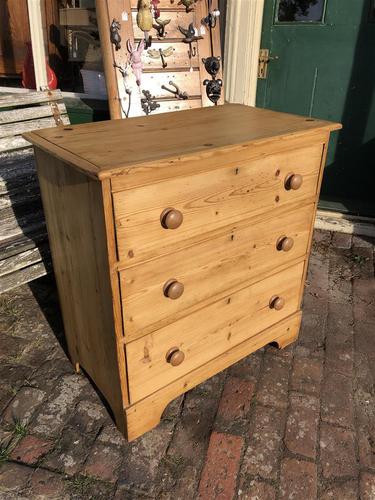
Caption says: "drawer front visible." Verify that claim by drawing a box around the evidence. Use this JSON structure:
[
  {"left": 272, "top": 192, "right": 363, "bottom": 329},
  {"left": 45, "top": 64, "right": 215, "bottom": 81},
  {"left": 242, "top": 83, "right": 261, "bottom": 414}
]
[
  {"left": 113, "top": 144, "right": 323, "bottom": 265},
  {"left": 121, "top": 203, "right": 314, "bottom": 340},
  {"left": 126, "top": 261, "right": 304, "bottom": 402}
]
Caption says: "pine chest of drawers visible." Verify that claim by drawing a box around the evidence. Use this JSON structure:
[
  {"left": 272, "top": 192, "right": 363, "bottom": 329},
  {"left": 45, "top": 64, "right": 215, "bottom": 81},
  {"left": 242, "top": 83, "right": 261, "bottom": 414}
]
[{"left": 25, "top": 104, "right": 340, "bottom": 440}]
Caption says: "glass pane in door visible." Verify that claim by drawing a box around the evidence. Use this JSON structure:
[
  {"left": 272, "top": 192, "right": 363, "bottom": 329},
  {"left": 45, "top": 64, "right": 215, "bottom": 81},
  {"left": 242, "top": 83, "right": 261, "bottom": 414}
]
[{"left": 276, "top": 0, "right": 326, "bottom": 23}]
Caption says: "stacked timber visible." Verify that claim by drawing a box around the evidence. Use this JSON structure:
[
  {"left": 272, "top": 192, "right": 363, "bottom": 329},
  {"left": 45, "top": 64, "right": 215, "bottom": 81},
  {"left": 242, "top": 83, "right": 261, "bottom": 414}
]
[{"left": 0, "top": 90, "right": 70, "bottom": 293}]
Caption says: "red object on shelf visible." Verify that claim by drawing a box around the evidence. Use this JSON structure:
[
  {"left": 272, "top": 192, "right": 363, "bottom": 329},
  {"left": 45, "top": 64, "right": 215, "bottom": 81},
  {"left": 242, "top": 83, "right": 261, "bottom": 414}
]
[
  {"left": 151, "top": 0, "right": 161, "bottom": 18},
  {"left": 22, "top": 42, "right": 58, "bottom": 90}
]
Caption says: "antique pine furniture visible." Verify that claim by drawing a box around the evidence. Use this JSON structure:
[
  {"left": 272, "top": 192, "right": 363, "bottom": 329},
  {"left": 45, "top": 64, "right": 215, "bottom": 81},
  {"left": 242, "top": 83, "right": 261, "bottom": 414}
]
[{"left": 24, "top": 104, "right": 341, "bottom": 440}]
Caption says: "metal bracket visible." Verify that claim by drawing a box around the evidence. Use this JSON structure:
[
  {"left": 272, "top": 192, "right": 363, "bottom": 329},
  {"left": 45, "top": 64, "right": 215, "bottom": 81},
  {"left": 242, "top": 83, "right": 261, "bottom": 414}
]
[{"left": 48, "top": 93, "right": 63, "bottom": 126}]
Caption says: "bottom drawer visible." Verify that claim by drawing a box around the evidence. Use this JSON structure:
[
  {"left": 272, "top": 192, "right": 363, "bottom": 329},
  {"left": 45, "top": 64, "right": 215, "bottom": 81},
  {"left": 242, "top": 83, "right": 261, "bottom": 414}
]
[{"left": 126, "top": 261, "right": 305, "bottom": 402}]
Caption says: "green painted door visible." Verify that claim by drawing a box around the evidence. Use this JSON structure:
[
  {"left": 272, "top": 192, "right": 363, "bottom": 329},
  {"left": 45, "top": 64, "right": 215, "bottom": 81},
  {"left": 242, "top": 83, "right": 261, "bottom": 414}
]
[{"left": 257, "top": 0, "right": 375, "bottom": 216}]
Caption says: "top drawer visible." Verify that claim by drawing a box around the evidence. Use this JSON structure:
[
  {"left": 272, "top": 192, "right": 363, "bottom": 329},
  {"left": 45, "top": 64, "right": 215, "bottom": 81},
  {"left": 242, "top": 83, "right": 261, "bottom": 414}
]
[{"left": 113, "top": 144, "right": 323, "bottom": 265}]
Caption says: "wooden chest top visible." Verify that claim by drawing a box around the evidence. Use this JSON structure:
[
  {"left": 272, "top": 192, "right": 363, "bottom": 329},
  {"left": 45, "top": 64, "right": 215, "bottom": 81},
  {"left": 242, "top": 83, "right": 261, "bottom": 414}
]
[{"left": 24, "top": 104, "right": 341, "bottom": 181}]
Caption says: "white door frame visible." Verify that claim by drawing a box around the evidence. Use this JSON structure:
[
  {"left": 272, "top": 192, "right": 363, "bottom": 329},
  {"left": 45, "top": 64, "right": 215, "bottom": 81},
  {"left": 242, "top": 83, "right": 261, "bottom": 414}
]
[
  {"left": 224, "top": 0, "right": 265, "bottom": 106},
  {"left": 27, "top": 0, "right": 48, "bottom": 90}
]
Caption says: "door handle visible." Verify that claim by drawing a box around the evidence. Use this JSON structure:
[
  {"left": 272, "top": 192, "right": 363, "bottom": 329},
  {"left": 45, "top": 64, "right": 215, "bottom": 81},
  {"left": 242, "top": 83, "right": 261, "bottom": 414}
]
[{"left": 258, "top": 49, "right": 279, "bottom": 79}]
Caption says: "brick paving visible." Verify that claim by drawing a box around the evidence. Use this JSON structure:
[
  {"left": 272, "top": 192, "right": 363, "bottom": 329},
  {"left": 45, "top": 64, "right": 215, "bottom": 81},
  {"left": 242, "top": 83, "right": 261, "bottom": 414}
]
[{"left": 0, "top": 229, "right": 374, "bottom": 499}]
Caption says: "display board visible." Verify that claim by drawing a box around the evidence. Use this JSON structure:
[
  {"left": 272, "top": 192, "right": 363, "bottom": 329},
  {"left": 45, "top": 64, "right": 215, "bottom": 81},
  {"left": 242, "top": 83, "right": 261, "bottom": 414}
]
[{"left": 96, "top": 0, "right": 223, "bottom": 118}]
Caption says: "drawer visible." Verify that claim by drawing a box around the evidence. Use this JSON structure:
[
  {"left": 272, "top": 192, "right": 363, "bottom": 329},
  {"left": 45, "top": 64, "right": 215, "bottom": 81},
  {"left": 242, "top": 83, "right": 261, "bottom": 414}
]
[
  {"left": 120, "top": 203, "right": 314, "bottom": 340},
  {"left": 126, "top": 261, "right": 304, "bottom": 402},
  {"left": 113, "top": 144, "right": 323, "bottom": 265}
]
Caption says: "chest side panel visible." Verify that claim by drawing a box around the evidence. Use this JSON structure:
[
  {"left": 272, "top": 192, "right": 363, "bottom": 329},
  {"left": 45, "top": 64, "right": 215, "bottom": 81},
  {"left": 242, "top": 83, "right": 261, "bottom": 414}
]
[{"left": 34, "top": 149, "right": 128, "bottom": 426}]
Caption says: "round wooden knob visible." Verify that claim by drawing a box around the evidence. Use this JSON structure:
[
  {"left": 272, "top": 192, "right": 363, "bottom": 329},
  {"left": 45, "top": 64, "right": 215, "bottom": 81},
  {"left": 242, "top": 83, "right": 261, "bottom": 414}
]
[
  {"left": 277, "top": 236, "right": 294, "bottom": 252},
  {"left": 160, "top": 208, "right": 183, "bottom": 229},
  {"left": 166, "top": 347, "right": 185, "bottom": 366},
  {"left": 163, "top": 279, "right": 184, "bottom": 299},
  {"left": 285, "top": 173, "right": 303, "bottom": 190},
  {"left": 269, "top": 295, "right": 285, "bottom": 310}
]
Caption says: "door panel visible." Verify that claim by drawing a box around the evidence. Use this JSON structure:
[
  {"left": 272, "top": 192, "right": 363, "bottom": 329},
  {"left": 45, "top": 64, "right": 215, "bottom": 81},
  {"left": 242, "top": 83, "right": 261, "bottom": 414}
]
[{"left": 257, "top": 0, "right": 375, "bottom": 216}]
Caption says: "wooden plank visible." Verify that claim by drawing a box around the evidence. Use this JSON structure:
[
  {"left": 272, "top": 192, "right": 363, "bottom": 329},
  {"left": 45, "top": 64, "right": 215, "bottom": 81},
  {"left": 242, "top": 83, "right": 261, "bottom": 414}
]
[
  {"left": 142, "top": 70, "right": 201, "bottom": 98},
  {"left": 125, "top": 312, "right": 301, "bottom": 440},
  {"left": 0, "top": 261, "right": 49, "bottom": 294},
  {"left": 132, "top": 10, "right": 195, "bottom": 40},
  {"left": 0, "top": 115, "right": 70, "bottom": 139},
  {"left": 0, "top": 135, "right": 33, "bottom": 153},
  {"left": 34, "top": 148, "right": 127, "bottom": 432},
  {"left": 0, "top": 229, "right": 47, "bottom": 261},
  {"left": 120, "top": 202, "right": 314, "bottom": 340},
  {"left": 126, "top": 261, "right": 304, "bottom": 402},
  {"left": 0, "top": 154, "right": 36, "bottom": 194},
  {"left": 0, "top": 90, "right": 64, "bottom": 109},
  {"left": 0, "top": 205, "right": 45, "bottom": 243},
  {"left": 0, "top": 0, "right": 31, "bottom": 77},
  {"left": 0, "top": 103, "right": 67, "bottom": 125},
  {"left": 315, "top": 209, "right": 375, "bottom": 238},
  {"left": 130, "top": 0, "right": 187, "bottom": 8},
  {"left": 143, "top": 41, "right": 199, "bottom": 70},
  {"left": 113, "top": 144, "right": 323, "bottom": 265},
  {"left": 23, "top": 105, "right": 342, "bottom": 180},
  {"left": 0, "top": 182, "right": 41, "bottom": 210},
  {"left": 0, "top": 245, "right": 49, "bottom": 278},
  {"left": 151, "top": 98, "right": 202, "bottom": 114},
  {"left": 96, "top": 0, "right": 139, "bottom": 119}
]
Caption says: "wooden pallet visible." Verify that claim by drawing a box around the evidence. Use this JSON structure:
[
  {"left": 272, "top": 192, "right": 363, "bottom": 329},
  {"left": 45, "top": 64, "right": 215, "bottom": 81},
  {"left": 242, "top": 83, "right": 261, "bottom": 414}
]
[
  {"left": 96, "top": 0, "right": 223, "bottom": 119},
  {"left": 0, "top": 90, "right": 70, "bottom": 294}
]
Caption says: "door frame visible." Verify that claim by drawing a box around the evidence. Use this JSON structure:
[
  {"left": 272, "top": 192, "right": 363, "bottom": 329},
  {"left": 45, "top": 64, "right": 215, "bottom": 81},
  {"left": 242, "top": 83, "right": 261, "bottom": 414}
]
[{"left": 224, "top": 0, "right": 264, "bottom": 106}]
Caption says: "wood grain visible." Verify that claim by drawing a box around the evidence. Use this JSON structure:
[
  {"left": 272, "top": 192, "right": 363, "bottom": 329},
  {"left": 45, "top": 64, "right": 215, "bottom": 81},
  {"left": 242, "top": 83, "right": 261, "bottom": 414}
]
[
  {"left": 125, "top": 311, "right": 302, "bottom": 440},
  {"left": 0, "top": 103, "right": 67, "bottom": 125},
  {"left": 126, "top": 261, "right": 304, "bottom": 401},
  {"left": 132, "top": 10, "right": 195, "bottom": 40},
  {"left": 34, "top": 149, "right": 127, "bottom": 431},
  {"left": 23, "top": 105, "right": 341, "bottom": 180},
  {"left": 142, "top": 70, "right": 201, "bottom": 98},
  {"left": 144, "top": 41, "right": 199, "bottom": 70},
  {"left": 120, "top": 202, "right": 314, "bottom": 339},
  {"left": 0, "top": 90, "right": 65, "bottom": 108},
  {"left": 113, "top": 144, "right": 323, "bottom": 265},
  {"left": 151, "top": 98, "right": 202, "bottom": 114}
]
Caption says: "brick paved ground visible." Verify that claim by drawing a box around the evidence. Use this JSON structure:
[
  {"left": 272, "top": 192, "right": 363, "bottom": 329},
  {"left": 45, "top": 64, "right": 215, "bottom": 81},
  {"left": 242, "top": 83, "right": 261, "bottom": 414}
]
[{"left": 0, "top": 229, "right": 374, "bottom": 499}]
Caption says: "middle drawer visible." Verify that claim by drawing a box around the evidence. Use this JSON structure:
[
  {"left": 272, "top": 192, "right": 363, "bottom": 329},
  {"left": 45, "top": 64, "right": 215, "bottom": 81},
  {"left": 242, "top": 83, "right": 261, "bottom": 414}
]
[{"left": 120, "top": 203, "right": 314, "bottom": 341}]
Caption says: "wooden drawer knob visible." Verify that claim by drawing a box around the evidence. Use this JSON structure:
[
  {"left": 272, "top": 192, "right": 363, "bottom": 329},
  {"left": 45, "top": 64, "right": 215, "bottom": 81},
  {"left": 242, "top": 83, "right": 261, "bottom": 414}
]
[
  {"left": 166, "top": 347, "right": 185, "bottom": 366},
  {"left": 163, "top": 279, "right": 184, "bottom": 299},
  {"left": 160, "top": 208, "right": 183, "bottom": 229},
  {"left": 285, "top": 173, "right": 303, "bottom": 190},
  {"left": 269, "top": 295, "right": 285, "bottom": 310},
  {"left": 277, "top": 236, "right": 294, "bottom": 252}
]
